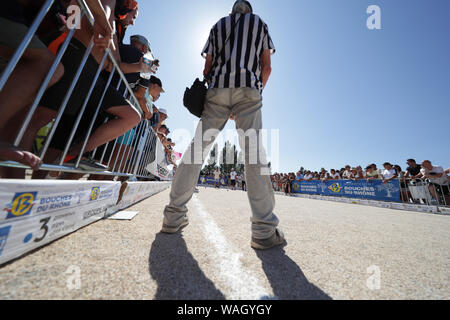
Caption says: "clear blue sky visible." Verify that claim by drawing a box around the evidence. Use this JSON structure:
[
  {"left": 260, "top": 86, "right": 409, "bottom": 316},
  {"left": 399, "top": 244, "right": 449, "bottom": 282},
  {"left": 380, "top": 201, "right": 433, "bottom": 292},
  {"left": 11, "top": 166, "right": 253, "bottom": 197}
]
[{"left": 129, "top": 0, "right": 450, "bottom": 173}]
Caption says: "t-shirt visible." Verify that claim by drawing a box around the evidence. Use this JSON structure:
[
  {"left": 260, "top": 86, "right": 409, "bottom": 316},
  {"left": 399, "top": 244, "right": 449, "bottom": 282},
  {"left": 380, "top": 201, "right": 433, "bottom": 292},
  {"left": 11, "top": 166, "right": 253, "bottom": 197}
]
[
  {"left": 420, "top": 166, "right": 448, "bottom": 185},
  {"left": 296, "top": 174, "right": 304, "bottom": 180},
  {"left": 214, "top": 171, "right": 220, "bottom": 180},
  {"left": 382, "top": 168, "right": 397, "bottom": 180},
  {"left": 303, "top": 174, "right": 313, "bottom": 180},
  {"left": 114, "top": 44, "right": 149, "bottom": 94},
  {"left": 230, "top": 171, "right": 237, "bottom": 180},
  {"left": 406, "top": 165, "right": 422, "bottom": 177},
  {"left": 150, "top": 112, "right": 161, "bottom": 128},
  {"left": 330, "top": 173, "right": 341, "bottom": 179},
  {"left": 343, "top": 170, "right": 352, "bottom": 179},
  {"left": 366, "top": 170, "right": 379, "bottom": 178},
  {"left": 201, "top": 13, "right": 275, "bottom": 91}
]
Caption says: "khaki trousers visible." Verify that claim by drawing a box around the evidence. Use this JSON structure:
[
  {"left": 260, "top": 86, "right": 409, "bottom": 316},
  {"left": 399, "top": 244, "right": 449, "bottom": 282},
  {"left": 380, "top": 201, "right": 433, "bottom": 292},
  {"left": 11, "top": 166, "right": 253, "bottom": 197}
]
[{"left": 163, "top": 87, "right": 279, "bottom": 239}]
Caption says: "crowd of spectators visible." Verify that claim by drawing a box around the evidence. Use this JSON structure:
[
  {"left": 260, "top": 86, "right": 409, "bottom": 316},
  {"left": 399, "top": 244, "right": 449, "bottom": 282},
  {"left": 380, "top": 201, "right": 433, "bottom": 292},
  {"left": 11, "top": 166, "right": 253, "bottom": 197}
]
[
  {"left": 0, "top": 0, "right": 177, "bottom": 180},
  {"left": 200, "top": 167, "right": 247, "bottom": 192},
  {"left": 271, "top": 159, "right": 450, "bottom": 205}
]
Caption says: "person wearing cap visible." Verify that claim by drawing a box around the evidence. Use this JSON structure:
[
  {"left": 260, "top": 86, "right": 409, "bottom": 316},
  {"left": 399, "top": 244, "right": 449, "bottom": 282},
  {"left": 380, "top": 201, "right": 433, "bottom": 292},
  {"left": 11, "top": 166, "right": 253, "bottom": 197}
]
[{"left": 162, "top": 1, "right": 284, "bottom": 250}]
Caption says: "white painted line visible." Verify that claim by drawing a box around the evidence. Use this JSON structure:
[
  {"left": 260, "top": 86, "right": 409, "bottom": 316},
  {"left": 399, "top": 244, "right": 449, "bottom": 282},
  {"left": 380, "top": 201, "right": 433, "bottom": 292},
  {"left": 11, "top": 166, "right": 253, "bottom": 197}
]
[{"left": 191, "top": 195, "right": 275, "bottom": 300}]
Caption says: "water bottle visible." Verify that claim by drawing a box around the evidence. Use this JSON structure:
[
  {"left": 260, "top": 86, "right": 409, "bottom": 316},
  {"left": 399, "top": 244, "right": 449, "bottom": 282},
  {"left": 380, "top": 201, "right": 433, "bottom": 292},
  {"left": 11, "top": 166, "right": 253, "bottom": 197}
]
[{"left": 140, "top": 53, "right": 159, "bottom": 79}]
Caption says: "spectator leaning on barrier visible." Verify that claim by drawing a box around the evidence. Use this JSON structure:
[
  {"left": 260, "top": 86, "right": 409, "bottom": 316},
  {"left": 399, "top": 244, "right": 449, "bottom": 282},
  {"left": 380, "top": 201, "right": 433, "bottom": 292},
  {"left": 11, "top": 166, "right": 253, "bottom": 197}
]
[
  {"left": 381, "top": 162, "right": 398, "bottom": 184},
  {"left": 303, "top": 171, "right": 313, "bottom": 181},
  {"left": 329, "top": 169, "right": 341, "bottom": 180},
  {"left": 320, "top": 169, "right": 330, "bottom": 181},
  {"left": 419, "top": 160, "right": 450, "bottom": 205},
  {"left": 366, "top": 165, "right": 380, "bottom": 181},
  {"left": 115, "top": 0, "right": 139, "bottom": 45},
  {"left": 114, "top": 34, "right": 156, "bottom": 119},
  {"left": 0, "top": 0, "right": 70, "bottom": 173},
  {"left": 342, "top": 165, "right": 352, "bottom": 180},
  {"left": 33, "top": 0, "right": 146, "bottom": 175},
  {"left": 349, "top": 168, "right": 362, "bottom": 181},
  {"left": 404, "top": 159, "right": 422, "bottom": 180}
]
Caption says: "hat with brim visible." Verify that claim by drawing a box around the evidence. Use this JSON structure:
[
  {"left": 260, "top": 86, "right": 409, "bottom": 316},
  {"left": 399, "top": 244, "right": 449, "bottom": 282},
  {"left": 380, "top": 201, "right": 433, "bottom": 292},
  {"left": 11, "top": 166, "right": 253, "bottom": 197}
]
[
  {"left": 149, "top": 76, "right": 165, "bottom": 93},
  {"left": 159, "top": 108, "right": 168, "bottom": 117},
  {"left": 130, "top": 35, "right": 153, "bottom": 56}
]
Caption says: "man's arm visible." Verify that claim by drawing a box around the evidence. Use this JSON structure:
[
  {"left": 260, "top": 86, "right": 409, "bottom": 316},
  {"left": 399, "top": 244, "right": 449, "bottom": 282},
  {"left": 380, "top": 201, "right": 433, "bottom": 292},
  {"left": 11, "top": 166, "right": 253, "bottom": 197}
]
[
  {"left": 203, "top": 54, "right": 213, "bottom": 78},
  {"left": 134, "top": 86, "right": 152, "bottom": 119},
  {"left": 89, "top": 0, "right": 115, "bottom": 50},
  {"left": 260, "top": 49, "right": 272, "bottom": 89}
]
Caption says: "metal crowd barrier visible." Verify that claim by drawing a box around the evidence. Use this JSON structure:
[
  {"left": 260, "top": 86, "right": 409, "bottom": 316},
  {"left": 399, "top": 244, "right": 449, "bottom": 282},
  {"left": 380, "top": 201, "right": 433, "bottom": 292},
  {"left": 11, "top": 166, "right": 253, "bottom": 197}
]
[
  {"left": 400, "top": 178, "right": 449, "bottom": 207},
  {"left": 0, "top": 0, "right": 160, "bottom": 180},
  {"left": 272, "top": 177, "right": 450, "bottom": 208}
]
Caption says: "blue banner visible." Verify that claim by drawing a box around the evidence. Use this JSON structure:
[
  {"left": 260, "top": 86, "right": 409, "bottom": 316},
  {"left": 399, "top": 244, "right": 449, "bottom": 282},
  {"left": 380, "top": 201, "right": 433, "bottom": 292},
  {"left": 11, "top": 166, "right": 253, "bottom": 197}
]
[
  {"left": 199, "top": 177, "right": 229, "bottom": 186},
  {"left": 291, "top": 180, "right": 401, "bottom": 202}
]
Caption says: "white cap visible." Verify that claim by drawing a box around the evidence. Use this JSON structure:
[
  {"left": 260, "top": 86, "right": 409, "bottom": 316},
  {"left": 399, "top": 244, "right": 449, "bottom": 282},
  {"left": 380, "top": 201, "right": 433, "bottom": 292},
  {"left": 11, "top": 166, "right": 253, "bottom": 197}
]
[{"left": 159, "top": 108, "right": 168, "bottom": 115}]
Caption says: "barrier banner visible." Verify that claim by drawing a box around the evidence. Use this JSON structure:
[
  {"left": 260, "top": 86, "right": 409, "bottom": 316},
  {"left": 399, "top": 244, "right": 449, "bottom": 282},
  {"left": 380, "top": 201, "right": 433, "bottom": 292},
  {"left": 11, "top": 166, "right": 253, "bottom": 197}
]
[
  {"left": 291, "top": 180, "right": 401, "bottom": 202},
  {"left": 117, "top": 181, "right": 171, "bottom": 210},
  {"left": 198, "top": 177, "right": 229, "bottom": 186},
  {"left": 0, "top": 180, "right": 121, "bottom": 265},
  {"left": 146, "top": 139, "right": 171, "bottom": 180}
]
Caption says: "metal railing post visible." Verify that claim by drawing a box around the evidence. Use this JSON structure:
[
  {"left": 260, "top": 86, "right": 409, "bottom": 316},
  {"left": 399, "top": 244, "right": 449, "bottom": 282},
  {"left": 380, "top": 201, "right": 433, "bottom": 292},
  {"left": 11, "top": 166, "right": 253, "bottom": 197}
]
[{"left": 0, "top": 0, "right": 55, "bottom": 91}]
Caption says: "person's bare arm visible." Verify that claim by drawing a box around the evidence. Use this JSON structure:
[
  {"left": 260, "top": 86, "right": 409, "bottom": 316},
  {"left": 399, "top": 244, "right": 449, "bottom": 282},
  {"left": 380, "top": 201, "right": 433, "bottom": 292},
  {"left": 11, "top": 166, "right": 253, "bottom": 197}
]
[
  {"left": 260, "top": 49, "right": 272, "bottom": 89},
  {"left": 91, "top": 0, "right": 115, "bottom": 50},
  {"left": 134, "top": 86, "right": 152, "bottom": 119},
  {"left": 85, "top": 0, "right": 114, "bottom": 46},
  {"left": 203, "top": 54, "right": 213, "bottom": 78}
]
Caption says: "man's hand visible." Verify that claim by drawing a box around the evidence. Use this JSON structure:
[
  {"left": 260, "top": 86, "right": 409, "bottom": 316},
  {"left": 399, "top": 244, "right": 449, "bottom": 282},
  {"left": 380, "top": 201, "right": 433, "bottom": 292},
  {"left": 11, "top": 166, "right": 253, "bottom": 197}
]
[
  {"left": 85, "top": 0, "right": 115, "bottom": 50},
  {"left": 92, "top": 19, "right": 114, "bottom": 50}
]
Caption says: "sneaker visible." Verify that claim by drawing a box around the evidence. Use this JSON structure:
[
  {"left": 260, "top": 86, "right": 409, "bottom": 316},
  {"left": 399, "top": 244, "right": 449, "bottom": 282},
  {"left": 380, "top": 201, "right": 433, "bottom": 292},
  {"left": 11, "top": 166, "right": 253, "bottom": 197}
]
[
  {"left": 251, "top": 229, "right": 286, "bottom": 250},
  {"left": 161, "top": 218, "right": 189, "bottom": 234}
]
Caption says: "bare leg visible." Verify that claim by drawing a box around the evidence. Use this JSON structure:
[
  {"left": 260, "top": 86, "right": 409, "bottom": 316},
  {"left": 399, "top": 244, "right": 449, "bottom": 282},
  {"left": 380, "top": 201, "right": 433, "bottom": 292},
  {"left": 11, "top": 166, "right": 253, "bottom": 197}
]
[
  {"left": 0, "top": 46, "right": 63, "bottom": 129},
  {"left": 1, "top": 107, "right": 57, "bottom": 179},
  {"left": 0, "top": 45, "right": 63, "bottom": 175},
  {"left": 68, "top": 105, "right": 141, "bottom": 157}
]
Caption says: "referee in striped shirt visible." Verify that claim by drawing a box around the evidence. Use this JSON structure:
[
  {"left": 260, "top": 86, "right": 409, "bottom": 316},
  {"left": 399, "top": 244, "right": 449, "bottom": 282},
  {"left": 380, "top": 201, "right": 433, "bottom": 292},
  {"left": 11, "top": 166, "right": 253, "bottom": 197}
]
[{"left": 162, "top": 0, "right": 285, "bottom": 250}]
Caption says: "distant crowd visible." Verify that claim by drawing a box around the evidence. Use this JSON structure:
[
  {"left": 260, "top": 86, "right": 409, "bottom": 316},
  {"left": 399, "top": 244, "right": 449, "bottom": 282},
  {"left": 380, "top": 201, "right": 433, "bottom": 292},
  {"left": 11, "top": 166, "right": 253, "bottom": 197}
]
[{"left": 273, "top": 159, "right": 450, "bottom": 205}]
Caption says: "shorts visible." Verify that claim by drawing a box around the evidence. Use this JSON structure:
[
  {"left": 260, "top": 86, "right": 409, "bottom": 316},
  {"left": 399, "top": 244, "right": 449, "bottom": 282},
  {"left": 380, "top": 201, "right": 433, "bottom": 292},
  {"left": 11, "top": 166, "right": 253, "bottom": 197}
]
[
  {"left": 0, "top": 17, "right": 47, "bottom": 72},
  {"left": 39, "top": 38, "right": 133, "bottom": 151},
  {"left": 40, "top": 38, "right": 129, "bottom": 117},
  {"left": 231, "top": 180, "right": 236, "bottom": 187}
]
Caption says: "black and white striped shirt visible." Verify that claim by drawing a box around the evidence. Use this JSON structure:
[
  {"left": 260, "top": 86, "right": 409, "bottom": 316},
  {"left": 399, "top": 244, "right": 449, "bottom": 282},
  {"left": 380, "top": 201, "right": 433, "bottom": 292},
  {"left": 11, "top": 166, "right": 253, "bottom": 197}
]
[{"left": 202, "top": 13, "right": 275, "bottom": 91}]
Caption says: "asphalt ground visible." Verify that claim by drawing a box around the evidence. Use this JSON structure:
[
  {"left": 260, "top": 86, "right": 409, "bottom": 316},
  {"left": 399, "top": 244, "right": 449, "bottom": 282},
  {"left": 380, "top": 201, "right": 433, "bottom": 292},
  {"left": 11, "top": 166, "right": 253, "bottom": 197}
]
[{"left": 0, "top": 187, "right": 449, "bottom": 300}]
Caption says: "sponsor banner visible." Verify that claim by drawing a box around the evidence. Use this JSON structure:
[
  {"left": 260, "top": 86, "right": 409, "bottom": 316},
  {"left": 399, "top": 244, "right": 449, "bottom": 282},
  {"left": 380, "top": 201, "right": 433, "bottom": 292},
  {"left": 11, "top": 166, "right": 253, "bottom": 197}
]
[
  {"left": 0, "top": 181, "right": 121, "bottom": 265},
  {"left": 146, "top": 139, "right": 171, "bottom": 181},
  {"left": 118, "top": 182, "right": 171, "bottom": 210},
  {"left": 438, "top": 207, "right": 450, "bottom": 215},
  {"left": 291, "top": 180, "right": 401, "bottom": 202},
  {"left": 1, "top": 180, "right": 120, "bottom": 224},
  {"left": 198, "top": 177, "right": 229, "bottom": 186}
]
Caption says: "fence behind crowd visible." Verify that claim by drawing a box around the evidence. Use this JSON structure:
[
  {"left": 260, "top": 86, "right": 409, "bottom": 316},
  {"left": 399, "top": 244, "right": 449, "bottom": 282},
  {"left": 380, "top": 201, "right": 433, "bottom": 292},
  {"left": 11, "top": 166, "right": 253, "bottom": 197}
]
[{"left": 0, "top": 0, "right": 170, "bottom": 181}]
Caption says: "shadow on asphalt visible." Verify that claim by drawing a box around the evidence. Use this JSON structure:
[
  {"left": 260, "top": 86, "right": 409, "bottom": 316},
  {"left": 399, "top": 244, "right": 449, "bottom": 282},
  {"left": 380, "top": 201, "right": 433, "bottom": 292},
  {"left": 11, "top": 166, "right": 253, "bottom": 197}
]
[
  {"left": 149, "top": 232, "right": 226, "bottom": 300},
  {"left": 256, "top": 248, "right": 332, "bottom": 300}
]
